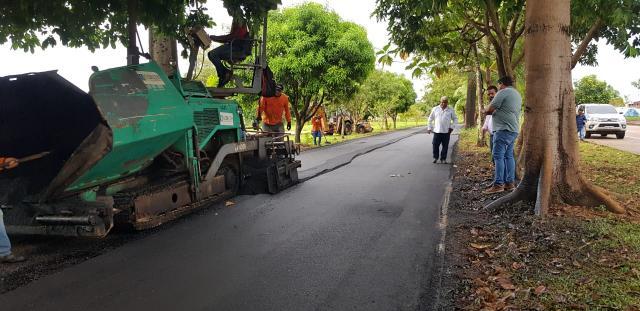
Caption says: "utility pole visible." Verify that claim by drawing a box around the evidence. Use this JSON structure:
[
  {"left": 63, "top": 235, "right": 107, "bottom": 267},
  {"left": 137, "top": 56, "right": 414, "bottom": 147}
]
[{"left": 127, "top": 0, "right": 139, "bottom": 65}]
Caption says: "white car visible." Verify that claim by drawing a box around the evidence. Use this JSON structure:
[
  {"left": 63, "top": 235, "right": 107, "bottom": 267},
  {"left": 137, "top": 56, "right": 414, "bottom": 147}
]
[{"left": 577, "top": 104, "right": 627, "bottom": 139}]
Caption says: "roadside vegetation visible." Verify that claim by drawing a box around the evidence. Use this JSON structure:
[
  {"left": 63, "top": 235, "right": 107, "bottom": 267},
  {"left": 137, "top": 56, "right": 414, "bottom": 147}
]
[{"left": 442, "top": 128, "right": 640, "bottom": 310}]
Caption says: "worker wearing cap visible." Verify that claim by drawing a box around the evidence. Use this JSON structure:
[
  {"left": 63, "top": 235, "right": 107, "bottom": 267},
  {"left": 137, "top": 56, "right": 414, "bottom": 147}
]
[
  {"left": 254, "top": 84, "right": 292, "bottom": 135},
  {"left": 0, "top": 157, "right": 25, "bottom": 263}
]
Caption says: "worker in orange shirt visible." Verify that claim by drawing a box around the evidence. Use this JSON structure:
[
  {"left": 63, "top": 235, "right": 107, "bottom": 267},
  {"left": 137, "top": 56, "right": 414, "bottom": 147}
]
[
  {"left": 311, "top": 115, "right": 323, "bottom": 146},
  {"left": 0, "top": 157, "right": 25, "bottom": 263},
  {"left": 253, "top": 84, "right": 292, "bottom": 137}
]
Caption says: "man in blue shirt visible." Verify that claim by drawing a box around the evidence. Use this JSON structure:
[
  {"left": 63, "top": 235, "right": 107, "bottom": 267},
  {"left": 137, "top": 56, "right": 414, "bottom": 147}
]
[
  {"left": 576, "top": 109, "right": 587, "bottom": 141},
  {"left": 483, "top": 76, "right": 521, "bottom": 194}
]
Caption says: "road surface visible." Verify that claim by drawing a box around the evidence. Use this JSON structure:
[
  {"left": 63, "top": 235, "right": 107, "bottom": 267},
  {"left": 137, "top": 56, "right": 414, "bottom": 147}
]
[
  {"left": 587, "top": 124, "right": 640, "bottom": 155},
  {"left": 0, "top": 128, "right": 456, "bottom": 311}
]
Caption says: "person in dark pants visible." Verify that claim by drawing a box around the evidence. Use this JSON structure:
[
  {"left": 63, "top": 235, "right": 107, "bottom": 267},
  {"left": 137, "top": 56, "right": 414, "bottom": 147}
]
[
  {"left": 427, "top": 96, "right": 458, "bottom": 164},
  {"left": 207, "top": 17, "right": 251, "bottom": 88}
]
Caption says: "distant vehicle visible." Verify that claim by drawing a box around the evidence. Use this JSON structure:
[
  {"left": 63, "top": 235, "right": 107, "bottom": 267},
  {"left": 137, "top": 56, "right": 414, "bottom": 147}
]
[
  {"left": 624, "top": 108, "right": 640, "bottom": 117},
  {"left": 577, "top": 104, "right": 627, "bottom": 139},
  {"left": 355, "top": 120, "right": 374, "bottom": 134}
]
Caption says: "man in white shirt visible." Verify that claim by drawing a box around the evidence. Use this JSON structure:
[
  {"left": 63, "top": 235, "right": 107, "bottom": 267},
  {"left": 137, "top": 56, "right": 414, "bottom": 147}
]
[
  {"left": 481, "top": 85, "right": 498, "bottom": 157},
  {"left": 428, "top": 96, "right": 458, "bottom": 164}
]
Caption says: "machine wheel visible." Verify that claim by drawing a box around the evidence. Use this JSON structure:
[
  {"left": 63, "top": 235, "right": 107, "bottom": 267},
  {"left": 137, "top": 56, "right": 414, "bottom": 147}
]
[
  {"left": 217, "top": 160, "right": 240, "bottom": 196},
  {"left": 585, "top": 133, "right": 591, "bottom": 138},
  {"left": 344, "top": 121, "right": 353, "bottom": 135},
  {"left": 356, "top": 125, "right": 364, "bottom": 134},
  {"left": 616, "top": 132, "right": 625, "bottom": 139}
]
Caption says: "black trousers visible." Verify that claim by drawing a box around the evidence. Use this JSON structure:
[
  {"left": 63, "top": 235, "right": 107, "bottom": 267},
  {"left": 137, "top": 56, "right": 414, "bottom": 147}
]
[{"left": 432, "top": 132, "right": 451, "bottom": 160}]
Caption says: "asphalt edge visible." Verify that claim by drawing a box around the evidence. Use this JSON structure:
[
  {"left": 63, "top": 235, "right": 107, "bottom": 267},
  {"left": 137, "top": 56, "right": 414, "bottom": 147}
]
[
  {"left": 298, "top": 127, "right": 427, "bottom": 182},
  {"left": 416, "top": 131, "right": 459, "bottom": 311}
]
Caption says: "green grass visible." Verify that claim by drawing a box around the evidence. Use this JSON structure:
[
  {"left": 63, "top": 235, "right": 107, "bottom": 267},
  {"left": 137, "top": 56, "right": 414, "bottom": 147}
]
[
  {"left": 535, "top": 218, "right": 640, "bottom": 309},
  {"left": 458, "top": 126, "right": 640, "bottom": 309},
  {"left": 626, "top": 116, "right": 640, "bottom": 121},
  {"left": 580, "top": 142, "right": 640, "bottom": 196}
]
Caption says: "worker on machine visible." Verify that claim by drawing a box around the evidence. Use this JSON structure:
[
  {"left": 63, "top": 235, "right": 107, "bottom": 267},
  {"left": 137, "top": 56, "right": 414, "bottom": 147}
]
[
  {"left": 253, "top": 84, "right": 292, "bottom": 138},
  {"left": 0, "top": 157, "right": 25, "bottom": 263},
  {"left": 207, "top": 16, "right": 252, "bottom": 88}
]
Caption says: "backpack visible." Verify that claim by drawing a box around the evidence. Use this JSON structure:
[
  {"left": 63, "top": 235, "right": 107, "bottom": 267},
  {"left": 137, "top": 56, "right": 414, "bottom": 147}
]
[{"left": 261, "top": 66, "right": 276, "bottom": 97}]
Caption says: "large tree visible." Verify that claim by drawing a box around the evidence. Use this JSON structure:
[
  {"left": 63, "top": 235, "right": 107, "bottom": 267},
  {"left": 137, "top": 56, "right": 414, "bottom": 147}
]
[
  {"left": 574, "top": 75, "right": 622, "bottom": 105},
  {"left": 486, "top": 0, "right": 624, "bottom": 214},
  {"left": 359, "top": 70, "right": 416, "bottom": 130},
  {"left": 267, "top": 3, "right": 375, "bottom": 143}
]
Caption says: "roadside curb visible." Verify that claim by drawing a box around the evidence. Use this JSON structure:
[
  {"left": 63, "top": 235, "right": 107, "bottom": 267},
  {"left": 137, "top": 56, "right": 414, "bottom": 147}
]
[{"left": 298, "top": 127, "right": 427, "bottom": 182}]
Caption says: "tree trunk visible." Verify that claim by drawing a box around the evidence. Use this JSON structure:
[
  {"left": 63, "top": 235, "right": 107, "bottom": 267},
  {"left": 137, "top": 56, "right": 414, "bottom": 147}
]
[
  {"left": 485, "top": 0, "right": 624, "bottom": 215},
  {"left": 149, "top": 29, "right": 178, "bottom": 77},
  {"left": 295, "top": 121, "right": 303, "bottom": 144},
  {"left": 474, "top": 45, "right": 486, "bottom": 147},
  {"left": 127, "top": 0, "right": 139, "bottom": 65},
  {"left": 392, "top": 114, "right": 397, "bottom": 129},
  {"left": 465, "top": 73, "right": 477, "bottom": 128},
  {"left": 383, "top": 113, "right": 389, "bottom": 130}
]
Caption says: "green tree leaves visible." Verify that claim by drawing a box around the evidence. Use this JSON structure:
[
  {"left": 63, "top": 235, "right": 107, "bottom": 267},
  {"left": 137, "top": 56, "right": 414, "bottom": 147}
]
[
  {"left": 574, "top": 75, "right": 623, "bottom": 105},
  {"left": 266, "top": 3, "right": 375, "bottom": 141}
]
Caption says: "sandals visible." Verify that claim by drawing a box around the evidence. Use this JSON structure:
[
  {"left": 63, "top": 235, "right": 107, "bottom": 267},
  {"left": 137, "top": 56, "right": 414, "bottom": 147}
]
[{"left": 1, "top": 253, "right": 26, "bottom": 263}]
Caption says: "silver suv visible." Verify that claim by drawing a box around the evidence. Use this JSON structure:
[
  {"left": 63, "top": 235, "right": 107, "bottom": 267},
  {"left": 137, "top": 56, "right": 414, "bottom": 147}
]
[{"left": 577, "top": 104, "right": 627, "bottom": 139}]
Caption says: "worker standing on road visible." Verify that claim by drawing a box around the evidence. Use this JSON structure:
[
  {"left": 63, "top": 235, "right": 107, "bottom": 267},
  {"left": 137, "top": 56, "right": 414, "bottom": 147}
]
[
  {"left": 427, "top": 96, "right": 458, "bottom": 164},
  {"left": 254, "top": 84, "right": 292, "bottom": 137},
  {"left": 311, "top": 115, "right": 323, "bottom": 146},
  {"left": 0, "top": 157, "right": 26, "bottom": 263}
]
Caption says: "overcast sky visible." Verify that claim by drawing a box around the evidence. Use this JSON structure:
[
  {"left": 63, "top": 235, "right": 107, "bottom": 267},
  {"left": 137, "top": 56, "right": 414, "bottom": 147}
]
[{"left": 1, "top": 0, "right": 639, "bottom": 102}]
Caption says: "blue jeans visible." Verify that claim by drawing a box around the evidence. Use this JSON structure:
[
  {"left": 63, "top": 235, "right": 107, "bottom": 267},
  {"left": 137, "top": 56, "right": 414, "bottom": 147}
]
[
  {"left": 312, "top": 131, "right": 322, "bottom": 145},
  {"left": 577, "top": 126, "right": 585, "bottom": 139},
  {"left": 0, "top": 209, "right": 11, "bottom": 256},
  {"left": 492, "top": 130, "right": 518, "bottom": 185}
]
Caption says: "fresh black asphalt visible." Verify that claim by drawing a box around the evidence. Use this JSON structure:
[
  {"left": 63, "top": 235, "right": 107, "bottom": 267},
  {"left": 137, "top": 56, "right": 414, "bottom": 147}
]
[{"left": 0, "top": 129, "right": 457, "bottom": 311}]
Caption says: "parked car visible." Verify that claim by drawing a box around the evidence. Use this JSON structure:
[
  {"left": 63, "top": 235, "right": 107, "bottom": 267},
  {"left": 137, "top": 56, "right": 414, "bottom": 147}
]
[{"left": 577, "top": 104, "right": 627, "bottom": 139}]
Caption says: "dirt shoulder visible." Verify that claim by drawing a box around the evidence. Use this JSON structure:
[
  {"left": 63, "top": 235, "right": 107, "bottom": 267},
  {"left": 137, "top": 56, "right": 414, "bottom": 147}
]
[{"left": 439, "top": 129, "right": 640, "bottom": 310}]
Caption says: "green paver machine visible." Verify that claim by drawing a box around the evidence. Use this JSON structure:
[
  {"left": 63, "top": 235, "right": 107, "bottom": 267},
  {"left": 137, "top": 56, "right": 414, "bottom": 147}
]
[{"left": 0, "top": 57, "right": 300, "bottom": 237}]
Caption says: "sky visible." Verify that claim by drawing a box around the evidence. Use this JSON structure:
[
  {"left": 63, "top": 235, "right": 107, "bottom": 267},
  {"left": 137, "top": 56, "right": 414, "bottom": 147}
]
[{"left": 1, "top": 0, "right": 639, "bottom": 102}]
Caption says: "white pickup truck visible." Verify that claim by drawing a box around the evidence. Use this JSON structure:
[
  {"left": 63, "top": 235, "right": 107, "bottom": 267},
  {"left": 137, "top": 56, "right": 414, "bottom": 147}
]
[{"left": 577, "top": 104, "right": 627, "bottom": 139}]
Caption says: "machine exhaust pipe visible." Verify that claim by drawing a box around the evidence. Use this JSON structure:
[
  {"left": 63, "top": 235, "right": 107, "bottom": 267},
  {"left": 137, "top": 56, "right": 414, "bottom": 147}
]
[{"left": 35, "top": 215, "right": 97, "bottom": 226}]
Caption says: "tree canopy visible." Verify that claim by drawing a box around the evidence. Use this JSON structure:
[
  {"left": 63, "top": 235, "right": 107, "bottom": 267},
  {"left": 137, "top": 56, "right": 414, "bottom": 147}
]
[
  {"left": 358, "top": 70, "right": 416, "bottom": 129},
  {"left": 633, "top": 78, "right": 640, "bottom": 90},
  {"left": 1, "top": 0, "right": 280, "bottom": 55},
  {"left": 267, "top": 3, "right": 375, "bottom": 142},
  {"left": 574, "top": 75, "right": 622, "bottom": 105}
]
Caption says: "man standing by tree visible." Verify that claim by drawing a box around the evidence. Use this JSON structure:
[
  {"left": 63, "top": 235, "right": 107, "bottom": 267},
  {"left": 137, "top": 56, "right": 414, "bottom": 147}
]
[
  {"left": 0, "top": 157, "right": 25, "bottom": 263},
  {"left": 483, "top": 77, "right": 522, "bottom": 194},
  {"left": 427, "top": 96, "right": 458, "bottom": 164},
  {"left": 482, "top": 85, "right": 498, "bottom": 156},
  {"left": 254, "top": 84, "right": 292, "bottom": 138}
]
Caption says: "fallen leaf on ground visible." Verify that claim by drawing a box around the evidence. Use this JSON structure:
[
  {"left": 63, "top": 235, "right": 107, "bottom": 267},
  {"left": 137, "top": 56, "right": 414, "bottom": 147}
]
[
  {"left": 497, "top": 278, "right": 516, "bottom": 290},
  {"left": 470, "top": 243, "right": 492, "bottom": 250},
  {"left": 225, "top": 200, "right": 235, "bottom": 207},
  {"left": 534, "top": 285, "right": 546, "bottom": 295}
]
